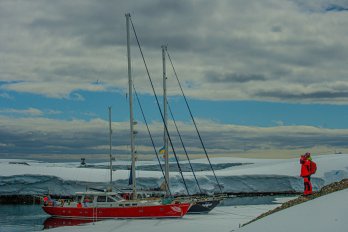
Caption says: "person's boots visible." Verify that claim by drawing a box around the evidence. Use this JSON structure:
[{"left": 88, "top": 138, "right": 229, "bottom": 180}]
[{"left": 303, "top": 177, "right": 312, "bottom": 196}]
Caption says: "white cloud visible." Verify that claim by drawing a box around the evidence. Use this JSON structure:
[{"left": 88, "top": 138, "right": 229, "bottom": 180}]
[
  {"left": 0, "top": 0, "right": 347, "bottom": 103},
  {"left": 1, "top": 81, "right": 106, "bottom": 99},
  {"left": 273, "top": 120, "right": 285, "bottom": 126},
  {"left": 0, "top": 92, "right": 13, "bottom": 100},
  {"left": 0, "top": 108, "right": 43, "bottom": 116},
  {"left": 1, "top": 115, "right": 347, "bottom": 159},
  {"left": 47, "top": 110, "right": 63, "bottom": 115}
]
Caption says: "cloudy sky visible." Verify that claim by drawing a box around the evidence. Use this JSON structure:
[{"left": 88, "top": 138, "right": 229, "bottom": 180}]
[{"left": 1, "top": 0, "right": 348, "bottom": 161}]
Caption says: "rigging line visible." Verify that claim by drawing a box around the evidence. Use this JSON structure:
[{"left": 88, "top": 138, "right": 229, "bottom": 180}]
[
  {"left": 133, "top": 84, "right": 172, "bottom": 197},
  {"left": 129, "top": 17, "right": 189, "bottom": 195},
  {"left": 166, "top": 49, "right": 223, "bottom": 193},
  {"left": 167, "top": 99, "right": 203, "bottom": 194}
]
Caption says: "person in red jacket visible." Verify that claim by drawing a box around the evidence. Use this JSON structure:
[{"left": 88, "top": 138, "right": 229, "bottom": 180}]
[{"left": 300, "top": 152, "right": 313, "bottom": 195}]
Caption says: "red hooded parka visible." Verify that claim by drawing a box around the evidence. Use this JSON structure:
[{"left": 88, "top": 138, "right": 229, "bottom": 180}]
[{"left": 300, "top": 155, "right": 311, "bottom": 177}]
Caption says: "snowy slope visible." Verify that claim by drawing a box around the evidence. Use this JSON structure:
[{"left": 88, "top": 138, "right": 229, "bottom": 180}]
[{"left": 237, "top": 188, "right": 348, "bottom": 232}]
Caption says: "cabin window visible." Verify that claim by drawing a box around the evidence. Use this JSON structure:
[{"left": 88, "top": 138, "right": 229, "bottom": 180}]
[
  {"left": 74, "top": 196, "right": 82, "bottom": 202},
  {"left": 111, "top": 194, "right": 123, "bottom": 200},
  {"left": 97, "top": 196, "right": 107, "bottom": 202},
  {"left": 83, "top": 195, "right": 93, "bottom": 203},
  {"left": 107, "top": 196, "right": 116, "bottom": 202}
]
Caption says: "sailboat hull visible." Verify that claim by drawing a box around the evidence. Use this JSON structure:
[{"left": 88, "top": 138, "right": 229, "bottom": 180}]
[
  {"left": 188, "top": 199, "right": 220, "bottom": 214},
  {"left": 42, "top": 202, "right": 191, "bottom": 219}
]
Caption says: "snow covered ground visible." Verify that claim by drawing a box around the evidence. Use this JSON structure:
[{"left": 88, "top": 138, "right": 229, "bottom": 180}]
[
  {"left": 238, "top": 188, "right": 348, "bottom": 232},
  {"left": 0, "top": 154, "right": 348, "bottom": 195},
  {"left": 0, "top": 154, "right": 347, "bottom": 232}
]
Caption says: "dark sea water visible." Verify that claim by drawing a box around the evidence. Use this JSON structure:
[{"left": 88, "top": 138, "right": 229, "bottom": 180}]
[{"left": 0, "top": 204, "right": 47, "bottom": 232}]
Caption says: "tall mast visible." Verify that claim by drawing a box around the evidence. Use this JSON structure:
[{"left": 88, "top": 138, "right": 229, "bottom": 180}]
[
  {"left": 108, "top": 106, "right": 113, "bottom": 187},
  {"left": 126, "top": 13, "right": 137, "bottom": 200},
  {"left": 162, "top": 45, "right": 170, "bottom": 195}
]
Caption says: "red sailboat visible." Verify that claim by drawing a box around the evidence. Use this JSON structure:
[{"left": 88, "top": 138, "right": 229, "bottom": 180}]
[
  {"left": 42, "top": 191, "right": 191, "bottom": 219},
  {"left": 42, "top": 13, "right": 192, "bottom": 219}
]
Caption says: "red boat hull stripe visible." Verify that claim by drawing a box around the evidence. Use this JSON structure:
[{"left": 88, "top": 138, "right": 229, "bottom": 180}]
[{"left": 42, "top": 203, "right": 191, "bottom": 219}]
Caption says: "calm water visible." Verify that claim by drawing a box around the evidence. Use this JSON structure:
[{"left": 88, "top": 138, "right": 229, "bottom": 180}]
[
  {"left": 0, "top": 196, "right": 293, "bottom": 232},
  {"left": 0, "top": 204, "right": 47, "bottom": 232}
]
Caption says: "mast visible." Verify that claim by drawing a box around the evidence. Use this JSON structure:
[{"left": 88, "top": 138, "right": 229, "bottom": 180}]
[
  {"left": 108, "top": 106, "right": 113, "bottom": 187},
  {"left": 126, "top": 13, "right": 137, "bottom": 200},
  {"left": 162, "top": 45, "right": 170, "bottom": 195}
]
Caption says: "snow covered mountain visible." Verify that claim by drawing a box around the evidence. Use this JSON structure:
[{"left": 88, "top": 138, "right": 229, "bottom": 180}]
[{"left": 0, "top": 154, "right": 347, "bottom": 195}]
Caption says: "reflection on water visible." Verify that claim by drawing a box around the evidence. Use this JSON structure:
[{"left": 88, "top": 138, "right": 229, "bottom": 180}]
[
  {"left": 43, "top": 217, "right": 97, "bottom": 229},
  {"left": 0, "top": 204, "right": 97, "bottom": 231},
  {"left": 0, "top": 204, "right": 46, "bottom": 232}
]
